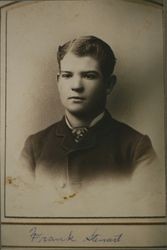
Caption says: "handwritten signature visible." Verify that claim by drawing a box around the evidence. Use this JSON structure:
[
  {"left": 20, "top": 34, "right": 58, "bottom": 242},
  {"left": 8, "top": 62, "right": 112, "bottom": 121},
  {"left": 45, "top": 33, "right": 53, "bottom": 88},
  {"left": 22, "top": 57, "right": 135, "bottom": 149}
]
[{"left": 29, "top": 227, "right": 123, "bottom": 243}]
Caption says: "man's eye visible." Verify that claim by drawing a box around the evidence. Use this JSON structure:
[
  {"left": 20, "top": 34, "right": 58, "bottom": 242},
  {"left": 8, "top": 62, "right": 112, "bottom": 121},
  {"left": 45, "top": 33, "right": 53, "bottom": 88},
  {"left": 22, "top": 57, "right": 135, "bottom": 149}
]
[
  {"left": 84, "top": 74, "right": 97, "bottom": 80},
  {"left": 61, "top": 73, "right": 72, "bottom": 79}
]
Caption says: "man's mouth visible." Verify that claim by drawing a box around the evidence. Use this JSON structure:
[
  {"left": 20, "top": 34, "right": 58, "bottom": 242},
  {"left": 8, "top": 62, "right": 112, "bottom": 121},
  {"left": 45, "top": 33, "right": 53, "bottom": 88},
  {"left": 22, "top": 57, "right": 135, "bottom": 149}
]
[{"left": 68, "top": 97, "right": 85, "bottom": 100}]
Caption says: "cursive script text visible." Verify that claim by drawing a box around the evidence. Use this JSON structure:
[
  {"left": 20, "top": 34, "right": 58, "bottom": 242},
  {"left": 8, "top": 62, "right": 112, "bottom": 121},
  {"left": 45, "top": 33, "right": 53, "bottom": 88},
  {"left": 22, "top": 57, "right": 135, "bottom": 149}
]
[{"left": 29, "top": 227, "right": 123, "bottom": 244}]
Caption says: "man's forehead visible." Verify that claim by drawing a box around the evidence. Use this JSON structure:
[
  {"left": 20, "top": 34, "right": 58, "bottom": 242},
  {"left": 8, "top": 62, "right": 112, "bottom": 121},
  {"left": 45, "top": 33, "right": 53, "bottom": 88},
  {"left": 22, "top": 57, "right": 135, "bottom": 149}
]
[{"left": 60, "top": 53, "right": 100, "bottom": 71}]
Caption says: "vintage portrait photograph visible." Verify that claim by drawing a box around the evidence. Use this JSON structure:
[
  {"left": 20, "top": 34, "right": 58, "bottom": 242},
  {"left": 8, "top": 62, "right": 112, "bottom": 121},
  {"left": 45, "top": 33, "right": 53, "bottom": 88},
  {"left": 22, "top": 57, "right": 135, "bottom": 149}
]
[{"left": 1, "top": 0, "right": 166, "bottom": 220}]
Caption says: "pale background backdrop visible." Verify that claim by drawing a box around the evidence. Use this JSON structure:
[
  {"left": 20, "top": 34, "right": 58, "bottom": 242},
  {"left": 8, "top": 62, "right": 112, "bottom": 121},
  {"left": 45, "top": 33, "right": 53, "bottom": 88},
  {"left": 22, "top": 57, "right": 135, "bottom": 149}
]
[{"left": 1, "top": 0, "right": 165, "bottom": 217}]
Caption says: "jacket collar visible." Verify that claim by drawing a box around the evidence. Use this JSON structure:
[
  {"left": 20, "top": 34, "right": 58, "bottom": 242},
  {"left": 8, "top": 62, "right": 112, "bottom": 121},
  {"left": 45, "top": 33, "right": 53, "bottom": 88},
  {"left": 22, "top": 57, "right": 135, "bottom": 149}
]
[{"left": 55, "top": 110, "right": 114, "bottom": 153}]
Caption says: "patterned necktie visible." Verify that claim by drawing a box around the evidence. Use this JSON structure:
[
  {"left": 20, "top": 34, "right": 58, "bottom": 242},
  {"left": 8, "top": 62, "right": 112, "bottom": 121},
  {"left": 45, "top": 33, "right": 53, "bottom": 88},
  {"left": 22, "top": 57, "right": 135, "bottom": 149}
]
[{"left": 72, "top": 127, "right": 88, "bottom": 143}]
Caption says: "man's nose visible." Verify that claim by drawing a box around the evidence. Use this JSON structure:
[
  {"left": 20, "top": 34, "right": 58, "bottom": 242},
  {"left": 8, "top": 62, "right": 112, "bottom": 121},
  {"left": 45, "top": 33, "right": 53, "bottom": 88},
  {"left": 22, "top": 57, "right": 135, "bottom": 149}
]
[{"left": 71, "top": 76, "right": 84, "bottom": 92}]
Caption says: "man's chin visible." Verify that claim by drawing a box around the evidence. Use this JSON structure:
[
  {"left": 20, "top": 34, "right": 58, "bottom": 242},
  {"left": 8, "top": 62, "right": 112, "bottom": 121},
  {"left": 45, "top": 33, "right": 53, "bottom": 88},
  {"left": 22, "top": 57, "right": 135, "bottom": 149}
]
[
  {"left": 65, "top": 107, "right": 103, "bottom": 120},
  {"left": 65, "top": 105, "right": 97, "bottom": 118},
  {"left": 66, "top": 108, "right": 88, "bottom": 117}
]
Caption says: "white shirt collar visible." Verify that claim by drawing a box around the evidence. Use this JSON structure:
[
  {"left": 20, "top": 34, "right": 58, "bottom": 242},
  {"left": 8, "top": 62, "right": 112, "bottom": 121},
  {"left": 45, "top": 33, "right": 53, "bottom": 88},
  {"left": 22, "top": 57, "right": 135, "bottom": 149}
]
[{"left": 65, "top": 112, "right": 105, "bottom": 129}]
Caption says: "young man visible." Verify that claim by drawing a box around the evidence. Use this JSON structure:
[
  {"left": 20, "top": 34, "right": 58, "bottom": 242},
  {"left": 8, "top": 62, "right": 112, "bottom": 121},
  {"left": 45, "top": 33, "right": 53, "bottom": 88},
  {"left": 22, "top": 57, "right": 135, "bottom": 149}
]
[{"left": 21, "top": 36, "right": 156, "bottom": 192}]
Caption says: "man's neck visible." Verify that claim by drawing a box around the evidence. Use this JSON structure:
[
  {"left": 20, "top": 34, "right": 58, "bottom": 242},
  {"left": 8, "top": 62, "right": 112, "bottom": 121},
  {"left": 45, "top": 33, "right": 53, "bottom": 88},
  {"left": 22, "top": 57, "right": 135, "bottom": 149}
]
[{"left": 65, "top": 110, "right": 105, "bottom": 128}]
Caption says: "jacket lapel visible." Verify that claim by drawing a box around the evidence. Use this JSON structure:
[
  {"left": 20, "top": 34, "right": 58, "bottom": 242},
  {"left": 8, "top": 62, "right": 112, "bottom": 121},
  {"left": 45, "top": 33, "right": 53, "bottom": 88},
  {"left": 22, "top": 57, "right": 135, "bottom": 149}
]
[
  {"left": 36, "top": 112, "right": 115, "bottom": 183},
  {"left": 56, "top": 117, "right": 97, "bottom": 154}
]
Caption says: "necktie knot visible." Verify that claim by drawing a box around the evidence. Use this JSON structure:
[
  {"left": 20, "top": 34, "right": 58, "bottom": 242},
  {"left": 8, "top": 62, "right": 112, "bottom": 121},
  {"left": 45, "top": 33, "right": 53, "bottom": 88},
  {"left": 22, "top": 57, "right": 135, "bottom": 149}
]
[{"left": 72, "top": 127, "right": 88, "bottom": 143}]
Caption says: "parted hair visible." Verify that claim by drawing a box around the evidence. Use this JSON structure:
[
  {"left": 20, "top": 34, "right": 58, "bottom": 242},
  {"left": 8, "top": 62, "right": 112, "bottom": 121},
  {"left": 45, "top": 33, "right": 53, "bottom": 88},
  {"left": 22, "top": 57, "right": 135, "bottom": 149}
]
[{"left": 57, "top": 35, "right": 116, "bottom": 78}]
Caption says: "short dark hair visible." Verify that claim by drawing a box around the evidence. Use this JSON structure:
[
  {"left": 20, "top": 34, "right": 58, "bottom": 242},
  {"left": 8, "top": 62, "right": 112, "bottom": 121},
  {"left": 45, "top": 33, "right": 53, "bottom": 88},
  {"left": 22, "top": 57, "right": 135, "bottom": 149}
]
[{"left": 57, "top": 35, "right": 116, "bottom": 78}]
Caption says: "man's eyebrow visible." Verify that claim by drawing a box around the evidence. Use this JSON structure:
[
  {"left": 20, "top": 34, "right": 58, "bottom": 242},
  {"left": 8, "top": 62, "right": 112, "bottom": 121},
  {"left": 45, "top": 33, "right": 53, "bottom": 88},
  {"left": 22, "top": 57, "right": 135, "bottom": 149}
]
[
  {"left": 82, "top": 71, "right": 100, "bottom": 74},
  {"left": 60, "top": 70, "right": 100, "bottom": 75},
  {"left": 60, "top": 70, "right": 72, "bottom": 73}
]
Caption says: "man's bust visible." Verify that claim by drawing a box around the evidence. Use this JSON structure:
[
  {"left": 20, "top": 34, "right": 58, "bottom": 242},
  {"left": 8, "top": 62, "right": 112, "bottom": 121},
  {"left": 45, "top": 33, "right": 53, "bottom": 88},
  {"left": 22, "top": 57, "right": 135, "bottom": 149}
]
[{"left": 20, "top": 36, "right": 157, "bottom": 193}]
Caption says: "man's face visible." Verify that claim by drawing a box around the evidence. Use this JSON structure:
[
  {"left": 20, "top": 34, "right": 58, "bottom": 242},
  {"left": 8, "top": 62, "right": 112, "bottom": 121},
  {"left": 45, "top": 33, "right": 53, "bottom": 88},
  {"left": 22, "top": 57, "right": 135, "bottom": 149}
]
[{"left": 57, "top": 52, "right": 110, "bottom": 118}]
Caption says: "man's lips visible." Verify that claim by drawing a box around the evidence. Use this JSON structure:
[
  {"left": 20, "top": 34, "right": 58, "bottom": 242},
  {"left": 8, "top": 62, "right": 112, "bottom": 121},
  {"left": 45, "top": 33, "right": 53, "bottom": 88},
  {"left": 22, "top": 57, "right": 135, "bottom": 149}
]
[{"left": 68, "top": 97, "right": 85, "bottom": 100}]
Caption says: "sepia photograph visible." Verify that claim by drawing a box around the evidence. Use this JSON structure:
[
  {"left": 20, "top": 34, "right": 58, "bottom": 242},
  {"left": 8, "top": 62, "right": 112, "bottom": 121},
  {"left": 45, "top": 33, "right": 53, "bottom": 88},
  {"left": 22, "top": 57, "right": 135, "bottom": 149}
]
[
  {"left": 1, "top": 0, "right": 166, "bottom": 218},
  {"left": 0, "top": 0, "right": 166, "bottom": 248}
]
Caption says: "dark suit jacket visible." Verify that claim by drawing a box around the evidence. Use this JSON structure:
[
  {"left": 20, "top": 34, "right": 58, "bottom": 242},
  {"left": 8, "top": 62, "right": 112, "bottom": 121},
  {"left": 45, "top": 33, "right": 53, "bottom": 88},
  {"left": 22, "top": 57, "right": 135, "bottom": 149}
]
[{"left": 21, "top": 111, "right": 156, "bottom": 189}]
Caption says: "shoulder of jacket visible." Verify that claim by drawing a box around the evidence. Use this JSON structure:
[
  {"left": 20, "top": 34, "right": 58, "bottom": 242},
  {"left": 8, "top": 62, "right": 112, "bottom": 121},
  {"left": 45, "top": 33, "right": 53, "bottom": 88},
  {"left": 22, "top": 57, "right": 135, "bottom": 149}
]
[
  {"left": 111, "top": 118, "right": 156, "bottom": 163},
  {"left": 27, "top": 121, "right": 60, "bottom": 144},
  {"left": 112, "top": 118, "right": 144, "bottom": 137}
]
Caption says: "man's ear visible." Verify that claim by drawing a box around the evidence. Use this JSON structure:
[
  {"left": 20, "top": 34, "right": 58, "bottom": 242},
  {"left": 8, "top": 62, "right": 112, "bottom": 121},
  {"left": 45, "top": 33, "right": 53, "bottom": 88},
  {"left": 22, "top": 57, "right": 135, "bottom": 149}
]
[
  {"left": 106, "top": 75, "right": 117, "bottom": 95},
  {"left": 57, "top": 73, "right": 60, "bottom": 82}
]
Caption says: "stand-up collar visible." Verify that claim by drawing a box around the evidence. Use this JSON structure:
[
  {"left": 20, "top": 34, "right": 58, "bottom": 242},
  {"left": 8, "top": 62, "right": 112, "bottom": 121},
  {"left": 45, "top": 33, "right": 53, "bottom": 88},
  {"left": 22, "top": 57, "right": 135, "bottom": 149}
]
[
  {"left": 65, "top": 111, "right": 105, "bottom": 129},
  {"left": 55, "top": 110, "right": 114, "bottom": 153}
]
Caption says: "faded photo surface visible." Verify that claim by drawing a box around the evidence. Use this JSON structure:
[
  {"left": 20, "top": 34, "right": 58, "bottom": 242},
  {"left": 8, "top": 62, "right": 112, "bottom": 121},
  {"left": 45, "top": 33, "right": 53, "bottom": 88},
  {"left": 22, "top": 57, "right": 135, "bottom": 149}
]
[{"left": 1, "top": 0, "right": 166, "bottom": 218}]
